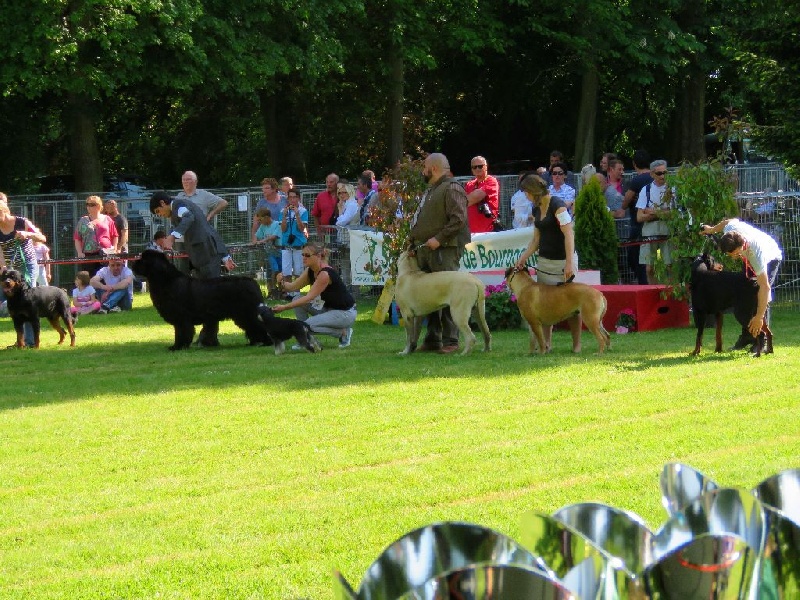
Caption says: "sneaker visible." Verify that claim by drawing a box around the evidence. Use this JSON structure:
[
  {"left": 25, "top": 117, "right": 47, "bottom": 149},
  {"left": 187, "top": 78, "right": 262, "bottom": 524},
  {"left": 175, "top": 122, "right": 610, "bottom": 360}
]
[
  {"left": 109, "top": 306, "right": 122, "bottom": 313},
  {"left": 338, "top": 328, "right": 353, "bottom": 349},
  {"left": 97, "top": 308, "right": 109, "bottom": 315}
]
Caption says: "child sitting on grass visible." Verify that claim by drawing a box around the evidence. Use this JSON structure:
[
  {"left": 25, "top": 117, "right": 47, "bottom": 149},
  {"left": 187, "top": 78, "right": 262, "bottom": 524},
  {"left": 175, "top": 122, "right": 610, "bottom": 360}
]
[{"left": 71, "top": 270, "right": 101, "bottom": 317}]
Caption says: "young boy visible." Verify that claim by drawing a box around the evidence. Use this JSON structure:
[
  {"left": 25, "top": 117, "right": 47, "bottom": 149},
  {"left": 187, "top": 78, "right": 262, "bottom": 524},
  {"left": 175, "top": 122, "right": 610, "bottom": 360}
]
[{"left": 254, "top": 208, "right": 282, "bottom": 294}]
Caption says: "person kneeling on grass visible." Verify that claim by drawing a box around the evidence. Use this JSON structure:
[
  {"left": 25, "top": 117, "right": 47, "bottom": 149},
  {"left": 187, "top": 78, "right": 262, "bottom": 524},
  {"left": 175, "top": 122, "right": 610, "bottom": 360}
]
[
  {"left": 273, "top": 241, "right": 355, "bottom": 349},
  {"left": 90, "top": 257, "right": 134, "bottom": 314}
]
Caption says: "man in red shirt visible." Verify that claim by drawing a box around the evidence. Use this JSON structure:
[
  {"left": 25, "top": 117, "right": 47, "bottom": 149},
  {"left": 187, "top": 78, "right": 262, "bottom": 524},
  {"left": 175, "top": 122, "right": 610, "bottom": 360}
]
[
  {"left": 311, "top": 173, "right": 339, "bottom": 234},
  {"left": 465, "top": 156, "right": 500, "bottom": 234}
]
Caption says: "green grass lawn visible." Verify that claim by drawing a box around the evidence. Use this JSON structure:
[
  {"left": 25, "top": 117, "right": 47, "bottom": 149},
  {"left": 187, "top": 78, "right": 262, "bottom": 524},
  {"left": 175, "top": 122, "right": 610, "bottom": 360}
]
[{"left": 2, "top": 292, "right": 799, "bottom": 599}]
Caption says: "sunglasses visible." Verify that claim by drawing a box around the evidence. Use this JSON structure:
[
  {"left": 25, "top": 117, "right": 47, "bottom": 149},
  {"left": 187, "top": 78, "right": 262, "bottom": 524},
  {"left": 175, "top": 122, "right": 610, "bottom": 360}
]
[
  {"left": 653, "top": 171, "right": 667, "bottom": 176},
  {"left": 471, "top": 164, "right": 486, "bottom": 169},
  {"left": 301, "top": 252, "right": 317, "bottom": 258},
  {"left": 551, "top": 170, "right": 565, "bottom": 176},
  {"left": 86, "top": 203, "right": 99, "bottom": 207}
]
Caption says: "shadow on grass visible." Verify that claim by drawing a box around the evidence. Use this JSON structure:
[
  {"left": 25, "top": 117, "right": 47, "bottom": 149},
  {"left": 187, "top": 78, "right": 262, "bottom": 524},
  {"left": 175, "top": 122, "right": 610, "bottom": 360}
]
[{"left": 2, "top": 301, "right": 795, "bottom": 412}]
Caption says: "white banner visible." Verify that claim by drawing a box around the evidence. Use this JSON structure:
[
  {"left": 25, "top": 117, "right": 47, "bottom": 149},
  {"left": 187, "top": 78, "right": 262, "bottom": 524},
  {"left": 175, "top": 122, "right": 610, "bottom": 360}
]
[{"left": 348, "top": 228, "right": 600, "bottom": 286}]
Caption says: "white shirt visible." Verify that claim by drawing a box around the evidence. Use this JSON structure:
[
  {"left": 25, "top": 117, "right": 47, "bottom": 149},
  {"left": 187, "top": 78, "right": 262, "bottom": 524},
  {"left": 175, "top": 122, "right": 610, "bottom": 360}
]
[
  {"left": 510, "top": 190, "right": 532, "bottom": 229},
  {"left": 335, "top": 198, "right": 360, "bottom": 228},
  {"left": 723, "top": 219, "right": 782, "bottom": 276}
]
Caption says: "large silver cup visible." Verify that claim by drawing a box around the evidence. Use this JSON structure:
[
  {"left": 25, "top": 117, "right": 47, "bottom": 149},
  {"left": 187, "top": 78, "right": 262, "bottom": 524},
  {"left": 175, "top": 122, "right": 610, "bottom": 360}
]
[
  {"left": 660, "top": 462, "right": 720, "bottom": 518},
  {"left": 646, "top": 488, "right": 766, "bottom": 599}
]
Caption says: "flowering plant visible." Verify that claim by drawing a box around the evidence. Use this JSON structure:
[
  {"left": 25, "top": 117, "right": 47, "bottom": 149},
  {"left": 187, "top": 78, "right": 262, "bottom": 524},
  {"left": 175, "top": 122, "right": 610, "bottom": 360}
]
[
  {"left": 483, "top": 282, "right": 522, "bottom": 330},
  {"left": 615, "top": 308, "right": 636, "bottom": 334}
]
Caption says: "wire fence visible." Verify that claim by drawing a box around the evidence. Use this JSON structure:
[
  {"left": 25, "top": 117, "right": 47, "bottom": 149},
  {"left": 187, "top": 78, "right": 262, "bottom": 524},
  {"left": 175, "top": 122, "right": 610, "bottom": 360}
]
[{"left": 7, "top": 163, "right": 800, "bottom": 307}]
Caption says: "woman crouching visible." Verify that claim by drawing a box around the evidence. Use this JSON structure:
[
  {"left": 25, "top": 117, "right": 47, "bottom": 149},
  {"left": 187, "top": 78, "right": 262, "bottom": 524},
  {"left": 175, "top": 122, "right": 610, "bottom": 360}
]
[{"left": 273, "top": 242, "right": 355, "bottom": 348}]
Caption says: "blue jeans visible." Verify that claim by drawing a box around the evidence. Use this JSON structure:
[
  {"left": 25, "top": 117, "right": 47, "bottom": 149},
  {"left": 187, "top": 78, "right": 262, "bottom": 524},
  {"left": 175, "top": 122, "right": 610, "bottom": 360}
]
[{"left": 101, "top": 290, "right": 132, "bottom": 311}]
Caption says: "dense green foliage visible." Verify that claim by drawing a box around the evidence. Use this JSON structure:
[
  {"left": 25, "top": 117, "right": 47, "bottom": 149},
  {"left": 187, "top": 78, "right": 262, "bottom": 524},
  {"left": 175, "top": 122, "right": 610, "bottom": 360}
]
[
  {"left": 483, "top": 282, "right": 522, "bottom": 330},
  {"left": 654, "top": 161, "right": 740, "bottom": 297},
  {"left": 574, "top": 178, "right": 620, "bottom": 284},
  {"left": 0, "top": 0, "right": 798, "bottom": 192}
]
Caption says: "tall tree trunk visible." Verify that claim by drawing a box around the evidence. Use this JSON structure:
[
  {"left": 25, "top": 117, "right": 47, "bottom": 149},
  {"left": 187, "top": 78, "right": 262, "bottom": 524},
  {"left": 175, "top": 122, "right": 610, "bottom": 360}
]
[
  {"left": 259, "top": 89, "right": 281, "bottom": 176},
  {"left": 66, "top": 93, "right": 102, "bottom": 196},
  {"left": 677, "top": 68, "right": 706, "bottom": 163},
  {"left": 574, "top": 67, "right": 599, "bottom": 169},
  {"left": 386, "top": 43, "right": 404, "bottom": 168}
]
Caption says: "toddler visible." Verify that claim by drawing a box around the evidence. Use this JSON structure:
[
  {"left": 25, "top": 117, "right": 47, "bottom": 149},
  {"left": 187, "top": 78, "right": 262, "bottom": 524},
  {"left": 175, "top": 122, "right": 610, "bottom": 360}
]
[
  {"left": 33, "top": 240, "right": 52, "bottom": 286},
  {"left": 71, "top": 270, "right": 101, "bottom": 316}
]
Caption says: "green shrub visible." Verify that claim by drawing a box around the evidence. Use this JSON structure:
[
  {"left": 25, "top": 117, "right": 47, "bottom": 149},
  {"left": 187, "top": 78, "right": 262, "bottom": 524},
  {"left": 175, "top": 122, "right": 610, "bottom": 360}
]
[{"left": 573, "top": 178, "right": 620, "bottom": 284}]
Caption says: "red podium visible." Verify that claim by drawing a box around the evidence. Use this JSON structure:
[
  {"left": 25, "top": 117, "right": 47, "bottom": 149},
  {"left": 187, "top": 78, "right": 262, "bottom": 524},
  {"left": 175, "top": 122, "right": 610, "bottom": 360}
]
[{"left": 594, "top": 285, "right": 689, "bottom": 332}]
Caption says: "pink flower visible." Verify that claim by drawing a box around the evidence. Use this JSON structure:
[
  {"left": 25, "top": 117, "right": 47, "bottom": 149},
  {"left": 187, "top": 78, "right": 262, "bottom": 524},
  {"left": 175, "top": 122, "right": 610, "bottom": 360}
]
[{"left": 616, "top": 326, "right": 629, "bottom": 334}]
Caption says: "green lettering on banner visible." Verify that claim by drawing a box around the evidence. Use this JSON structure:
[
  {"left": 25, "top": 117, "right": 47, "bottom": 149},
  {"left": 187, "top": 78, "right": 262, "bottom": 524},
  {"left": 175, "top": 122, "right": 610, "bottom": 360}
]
[{"left": 476, "top": 245, "right": 489, "bottom": 268}]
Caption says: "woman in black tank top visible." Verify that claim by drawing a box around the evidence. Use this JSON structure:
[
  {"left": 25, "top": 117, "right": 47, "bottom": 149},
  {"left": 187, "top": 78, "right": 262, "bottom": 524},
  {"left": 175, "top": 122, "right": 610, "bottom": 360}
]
[
  {"left": 274, "top": 241, "right": 356, "bottom": 348},
  {"left": 512, "top": 174, "right": 583, "bottom": 353}
]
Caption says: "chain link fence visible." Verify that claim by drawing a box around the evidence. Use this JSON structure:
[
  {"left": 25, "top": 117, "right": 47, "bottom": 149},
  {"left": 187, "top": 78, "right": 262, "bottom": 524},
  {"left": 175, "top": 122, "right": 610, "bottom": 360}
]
[{"left": 7, "top": 163, "right": 800, "bottom": 306}]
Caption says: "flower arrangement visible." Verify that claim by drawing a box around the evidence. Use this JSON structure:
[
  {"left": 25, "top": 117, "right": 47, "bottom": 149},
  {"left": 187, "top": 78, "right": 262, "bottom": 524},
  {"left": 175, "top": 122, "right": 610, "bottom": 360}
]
[
  {"left": 615, "top": 308, "right": 636, "bottom": 334},
  {"left": 483, "top": 282, "right": 522, "bottom": 330}
]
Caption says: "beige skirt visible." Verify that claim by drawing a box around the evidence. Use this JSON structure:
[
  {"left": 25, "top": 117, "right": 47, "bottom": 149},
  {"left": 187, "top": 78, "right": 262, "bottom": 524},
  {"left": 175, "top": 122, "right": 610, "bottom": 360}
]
[{"left": 535, "top": 253, "right": 579, "bottom": 285}]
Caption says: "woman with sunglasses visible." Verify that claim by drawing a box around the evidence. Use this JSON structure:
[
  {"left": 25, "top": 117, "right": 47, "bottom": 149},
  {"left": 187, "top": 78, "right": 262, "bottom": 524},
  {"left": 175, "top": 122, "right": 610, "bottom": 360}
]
[
  {"left": 74, "top": 195, "right": 119, "bottom": 276},
  {"left": 547, "top": 162, "right": 576, "bottom": 214},
  {"left": 274, "top": 241, "right": 356, "bottom": 349}
]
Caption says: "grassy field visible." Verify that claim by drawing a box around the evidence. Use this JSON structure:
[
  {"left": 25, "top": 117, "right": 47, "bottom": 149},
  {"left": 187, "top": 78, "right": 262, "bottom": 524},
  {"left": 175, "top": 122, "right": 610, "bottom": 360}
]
[{"left": 1, "top": 291, "right": 799, "bottom": 599}]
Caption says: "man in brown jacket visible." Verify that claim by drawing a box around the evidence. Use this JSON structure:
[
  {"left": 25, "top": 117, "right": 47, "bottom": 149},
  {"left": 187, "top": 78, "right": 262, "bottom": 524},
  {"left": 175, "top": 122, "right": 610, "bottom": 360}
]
[{"left": 408, "top": 153, "right": 470, "bottom": 354}]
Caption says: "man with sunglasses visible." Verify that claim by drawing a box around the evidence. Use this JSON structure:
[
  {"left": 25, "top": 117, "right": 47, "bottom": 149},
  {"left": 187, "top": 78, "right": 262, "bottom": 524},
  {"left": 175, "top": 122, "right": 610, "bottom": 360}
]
[
  {"left": 635, "top": 159, "right": 674, "bottom": 284},
  {"left": 547, "top": 161, "right": 576, "bottom": 214},
  {"left": 465, "top": 156, "right": 500, "bottom": 233}
]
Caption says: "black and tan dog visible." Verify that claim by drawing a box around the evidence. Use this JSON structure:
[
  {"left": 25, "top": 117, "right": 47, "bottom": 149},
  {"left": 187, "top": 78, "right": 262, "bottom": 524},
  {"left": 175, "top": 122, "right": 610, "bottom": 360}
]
[
  {"left": 1, "top": 269, "right": 75, "bottom": 348},
  {"left": 504, "top": 266, "right": 610, "bottom": 354},
  {"left": 256, "top": 305, "right": 321, "bottom": 355},
  {"left": 132, "top": 250, "right": 271, "bottom": 350},
  {"left": 689, "top": 253, "right": 772, "bottom": 356},
  {"left": 394, "top": 250, "right": 491, "bottom": 356}
]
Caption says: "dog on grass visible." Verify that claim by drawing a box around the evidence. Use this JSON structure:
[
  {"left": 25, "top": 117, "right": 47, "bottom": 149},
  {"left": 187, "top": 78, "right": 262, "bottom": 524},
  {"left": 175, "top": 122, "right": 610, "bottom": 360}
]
[
  {"left": 256, "top": 305, "right": 321, "bottom": 355},
  {"left": 689, "top": 253, "right": 772, "bottom": 357},
  {"left": 132, "top": 250, "right": 271, "bottom": 350},
  {"left": 1, "top": 269, "right": 75, "bottom": 348},
  {"left": 394, "top": 250, "right": 491, "bottom": 356},
  {"left": 504, "top": 266, "right": 610, "bottom": 354}
]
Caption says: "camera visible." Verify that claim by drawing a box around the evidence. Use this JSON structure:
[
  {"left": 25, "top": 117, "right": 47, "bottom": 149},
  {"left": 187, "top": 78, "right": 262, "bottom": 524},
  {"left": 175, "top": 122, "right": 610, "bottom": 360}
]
[
  {"left": 477, "top": 200, "right": 494, "bottom": 219},
  {"left": 287, "top": 233, "right": 296, "bottom": 245}
]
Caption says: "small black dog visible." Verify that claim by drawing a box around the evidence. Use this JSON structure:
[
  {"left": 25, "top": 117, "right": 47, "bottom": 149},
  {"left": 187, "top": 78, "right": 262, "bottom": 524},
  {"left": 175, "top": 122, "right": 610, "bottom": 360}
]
[
  {"left": 1, "top": 269, "right": 76, "bottom": 348},
  {"left": 690, "top": 253, "right": 772, "bottom": 357},
  {"left": 132, "top": 250, "right": 272, "bottom": 350},
  {"left": 257, "top": 304, "right": 321, "bottom": 355}
]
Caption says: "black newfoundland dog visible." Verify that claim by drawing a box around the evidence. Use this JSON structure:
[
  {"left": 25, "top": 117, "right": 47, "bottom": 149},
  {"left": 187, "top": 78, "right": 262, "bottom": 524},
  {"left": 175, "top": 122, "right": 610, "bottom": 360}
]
[
  {"left": 690, "top": 253, "right": 772, "bottom": 357},
  {"left": 1, "top": 268, "right": 75, "bottom": 348},
  {"left": 133, "top": 250, "right": 272, "bottom": 350}
]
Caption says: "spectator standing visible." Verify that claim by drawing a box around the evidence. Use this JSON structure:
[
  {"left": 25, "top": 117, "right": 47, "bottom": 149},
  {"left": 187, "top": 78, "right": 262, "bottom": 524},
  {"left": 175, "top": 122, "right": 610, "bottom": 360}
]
[
  {"left": 335, "top": 183, "right": 360, "bottom": 229},
  {"left": 622, "top": 149, "right": 652, "bottom": 284},
  {"left": 280, "top": 188, "right": 309, "bottom": 289},
  {"left": 253, "top": 208, "right": 282, "bottom": 291},
  {"left": 635, "top": 160, "right": 673, "bottom": 284},
  {"left": 177, "top": 171, "right": 228, "bottom": 221},
  {"left": 511, "top": 172, "right": 535, "bottom": 229},
  {"left": 279, "top": 177, "right": 293, "bottom": 201},
  {"left": 357, "top": 175, "right": 378, "bottom": 226},
  {"left": 74, "top": 195, "right": 118, "bottom": 276},
  {"left": 547, "top": 161, "right": 576, "bottom": 213},
  {"left": 312, "top": 173, "right": 339, "bottom": 233},
  {"left": 408, "top": 153, "right": 470, "bottom": 354},
  {"left": 604, "top": 159, "right": 627, "bottom": 218},
  {"left": 103, "top": 199, "right": 129, "bottom": 254},
  {"left": 274, "top": 241, "right": 356, "bottom": 349},
  {"left": 33, "top": 240, "right": 52, "bottom": 286},
  {"left": 598, "top": 152, "right": 617, "bottom": 179},
  {"left": 539, "top": 150, "right": 567, "bottom": 185},
  {"left": 465, "top": 155, "right": 500, "bottom": 234},
  {"left": 90, "top": 257, "right": 134, "bottom": 313},
  {"left": 252, "top": 178, "right": 286, "bottom": 241}
]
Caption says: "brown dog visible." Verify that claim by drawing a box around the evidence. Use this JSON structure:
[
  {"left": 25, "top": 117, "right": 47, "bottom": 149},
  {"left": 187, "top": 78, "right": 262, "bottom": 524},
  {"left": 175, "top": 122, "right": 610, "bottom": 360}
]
[
  {"left": 504, "top": 266, "right": 610, "bottom": 354},
  {"left": 395, "top": 251, "right": 491, "bottom": 356}
]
